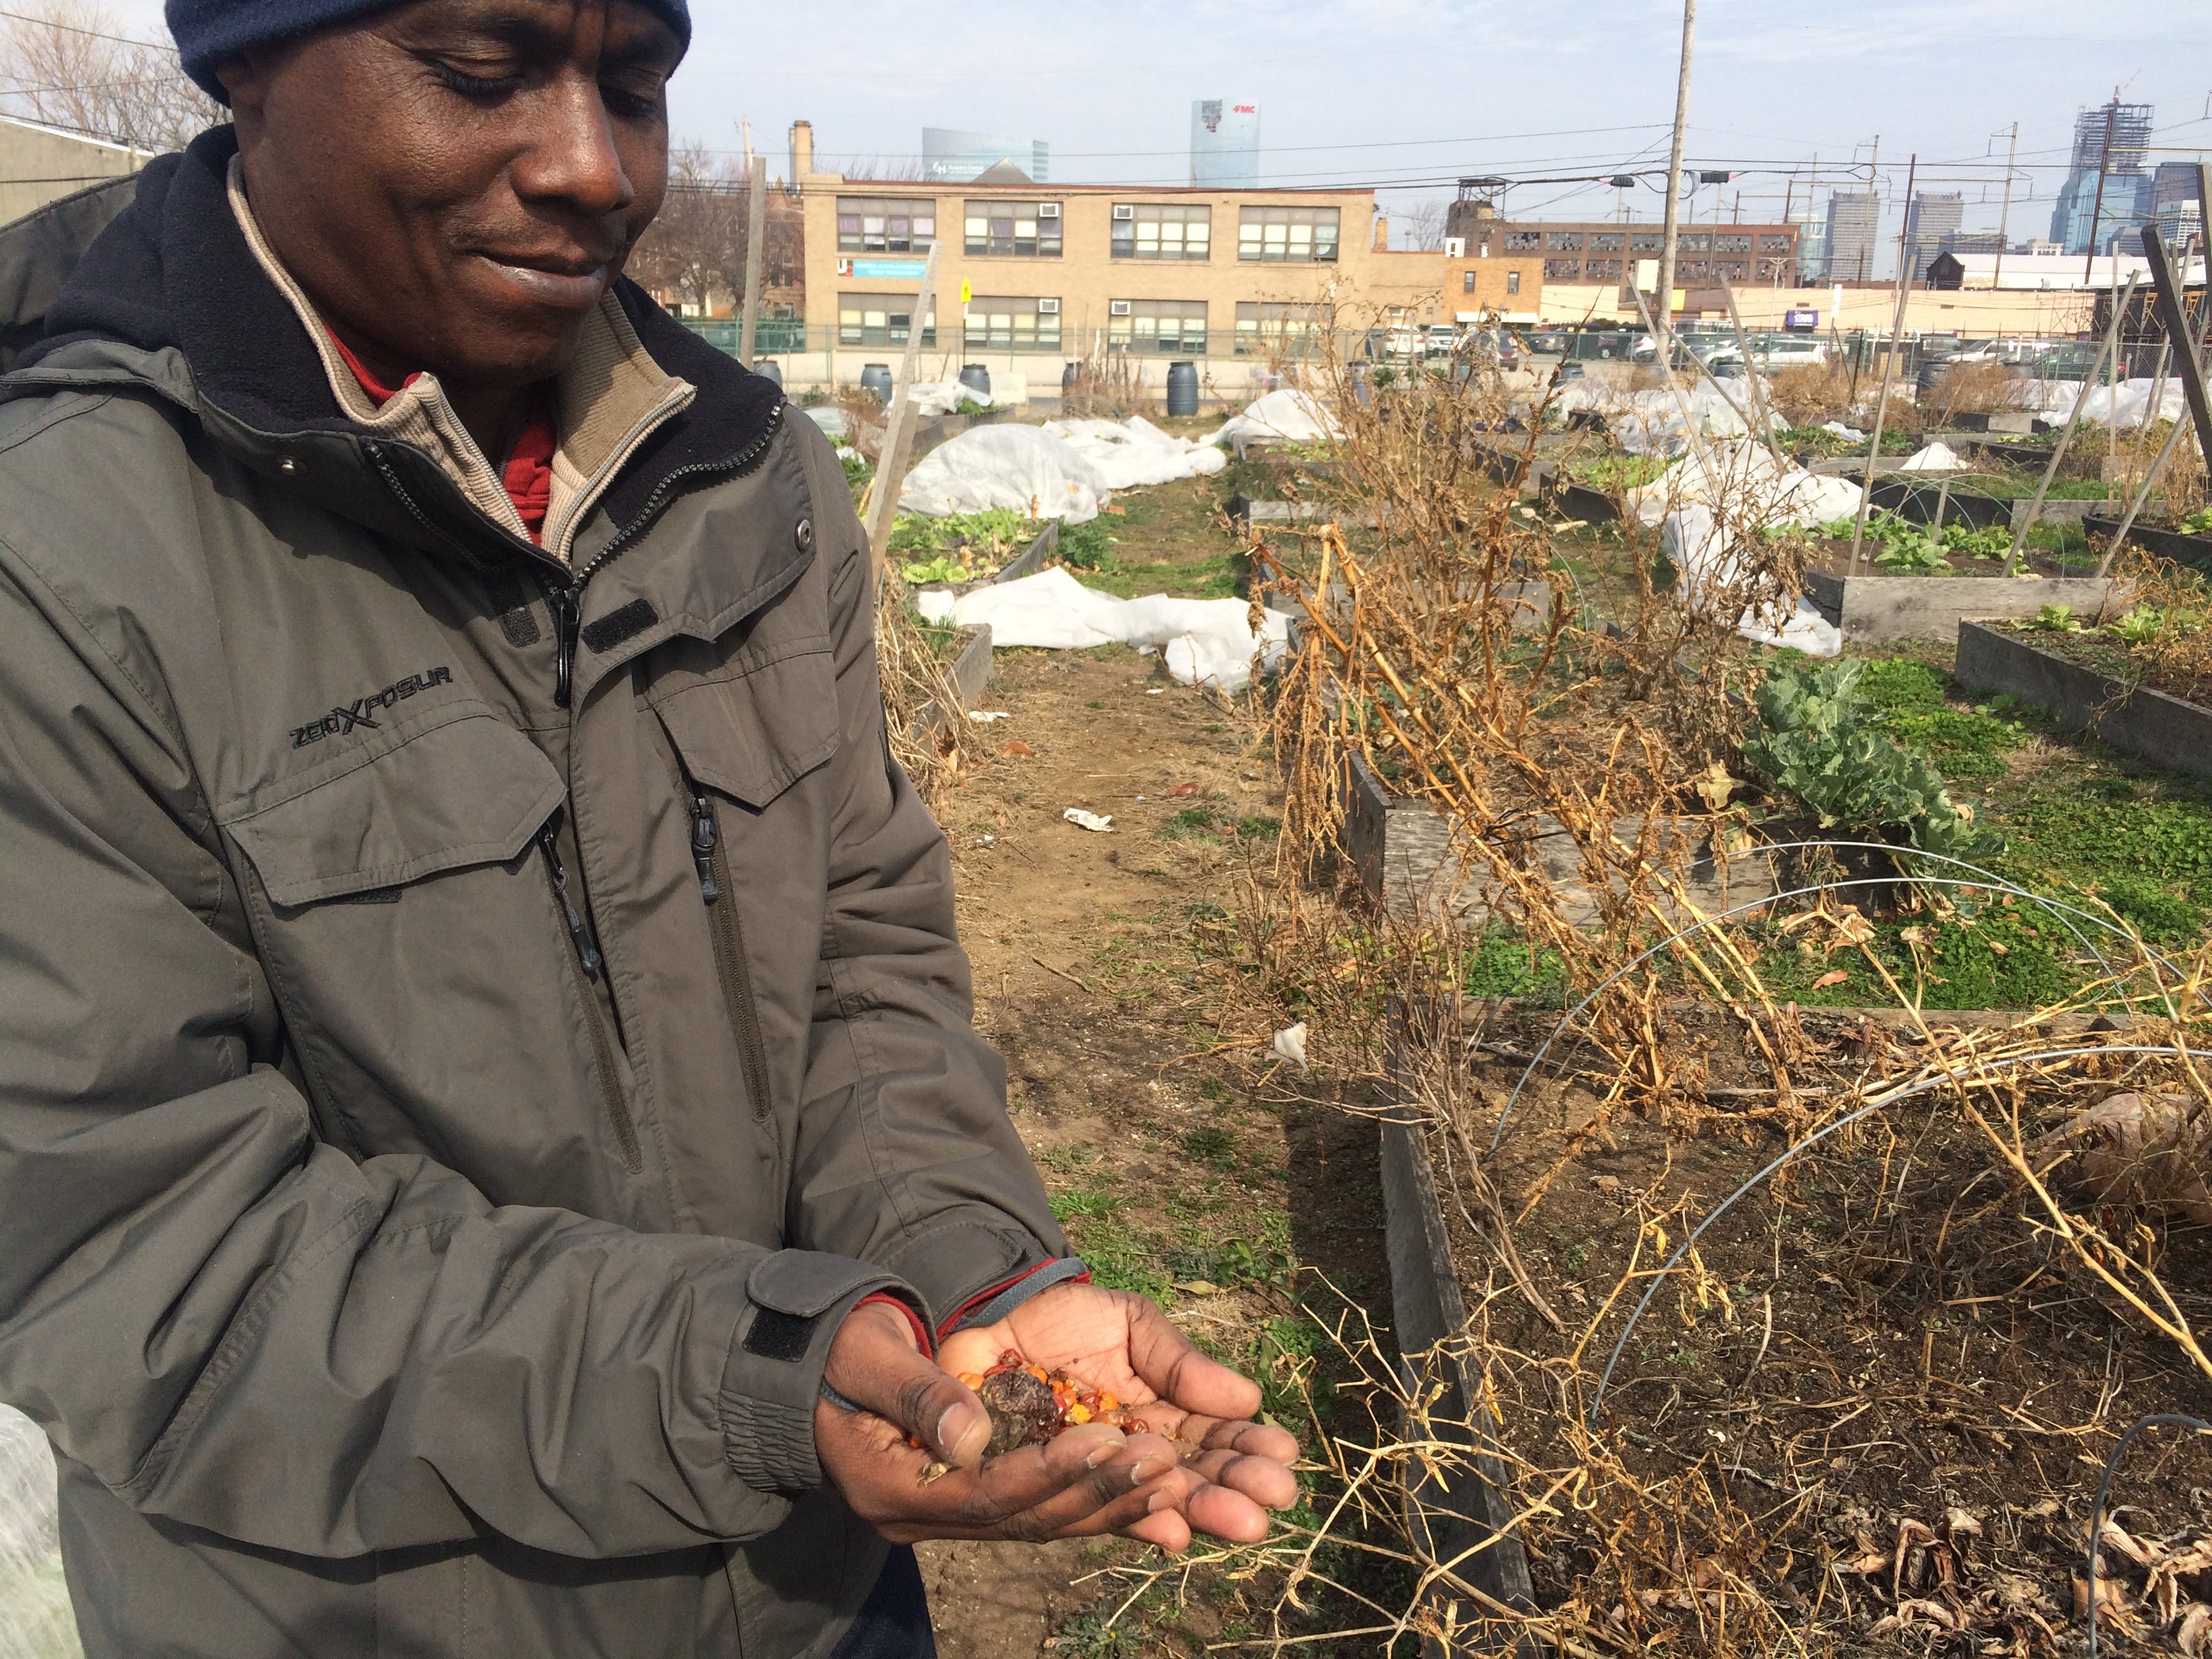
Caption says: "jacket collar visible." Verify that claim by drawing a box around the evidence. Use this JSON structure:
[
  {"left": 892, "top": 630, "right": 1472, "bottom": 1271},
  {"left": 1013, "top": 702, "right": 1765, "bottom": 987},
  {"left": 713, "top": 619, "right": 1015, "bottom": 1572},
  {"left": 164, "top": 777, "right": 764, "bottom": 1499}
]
[{"left": 26, "top": 126, "right": 787, "bottom": 581}]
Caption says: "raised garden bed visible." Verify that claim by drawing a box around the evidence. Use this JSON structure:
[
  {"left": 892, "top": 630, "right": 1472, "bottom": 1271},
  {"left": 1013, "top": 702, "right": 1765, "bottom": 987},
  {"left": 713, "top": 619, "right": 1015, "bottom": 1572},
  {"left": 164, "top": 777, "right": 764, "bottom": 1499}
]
[
  {"left": 908, "top": 623, "right": 994, "bottom": 742},
  {"left": 1343, "top": 752, "right": 1774, "bottom": 922},
  {"left": 907, "top": 519, "right": 1059, "bottom": 598},
  {"left": 908, "top": 406, "right": 1012, "bottom": 459},
  {"left": 1955, "top": 617, "right": 2212, "bottom": 781},
  {"left": 2083, "top": 514, "right": 2212, "bottom": 570},
  {"left": 1868, "top": 479, "right": 2104, "bottom": 533},
  {"left": 1806, "top": 567, "right": 2114, "bottom": 642},
  {"left": 1944, "top": 411, "right": 2051, "bottom": 435},
  {"left": 1544, "top": 478, "right": 1621, "bottom": 525},
  {"left": 1228, "top": 497, "right": 1379, "bottom": 530}
]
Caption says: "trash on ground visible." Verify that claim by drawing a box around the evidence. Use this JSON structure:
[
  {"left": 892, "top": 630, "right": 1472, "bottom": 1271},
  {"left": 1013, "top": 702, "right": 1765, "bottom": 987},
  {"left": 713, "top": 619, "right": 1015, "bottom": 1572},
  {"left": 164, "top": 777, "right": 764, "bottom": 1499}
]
[
  {"left": 1272, "top": 1022, "right": 1310, "bottom": 1073},
  {"left": 966, "top": 709, "right": 1011, "bottom": 722},
  {"left": 1001, "top": 740, "right": 1035, "bottom": 758},
  {"left": 1063, "top": 808, "right": 1114, "bottom": 833}
]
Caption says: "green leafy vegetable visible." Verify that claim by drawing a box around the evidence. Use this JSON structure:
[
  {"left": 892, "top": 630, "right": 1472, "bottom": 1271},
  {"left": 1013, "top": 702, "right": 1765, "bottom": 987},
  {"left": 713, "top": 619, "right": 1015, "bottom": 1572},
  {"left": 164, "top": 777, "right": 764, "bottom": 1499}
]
[{"left": 1744, "top": 658, "right": 2001, "bottom": 859}]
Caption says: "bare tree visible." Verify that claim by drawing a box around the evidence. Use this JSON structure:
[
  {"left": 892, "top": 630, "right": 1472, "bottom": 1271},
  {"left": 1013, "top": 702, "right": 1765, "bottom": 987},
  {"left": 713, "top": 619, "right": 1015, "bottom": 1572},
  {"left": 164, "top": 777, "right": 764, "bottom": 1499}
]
[
  {"left": 1397, "top": 199, "right": 1448, "bottom": 252},
  {"left": 0, "top": 0, "right": 217, "bottom": 152},
  {"left": 628, "top": 144, "right": 807, "bottom": 315}
]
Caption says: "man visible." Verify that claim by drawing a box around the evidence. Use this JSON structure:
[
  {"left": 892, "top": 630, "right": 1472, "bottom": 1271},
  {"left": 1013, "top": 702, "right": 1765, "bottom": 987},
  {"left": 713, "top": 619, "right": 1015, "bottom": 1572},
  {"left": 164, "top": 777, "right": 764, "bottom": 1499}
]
[{"left": 0, "top": 2, "right": 1298, "bottom": 1654}]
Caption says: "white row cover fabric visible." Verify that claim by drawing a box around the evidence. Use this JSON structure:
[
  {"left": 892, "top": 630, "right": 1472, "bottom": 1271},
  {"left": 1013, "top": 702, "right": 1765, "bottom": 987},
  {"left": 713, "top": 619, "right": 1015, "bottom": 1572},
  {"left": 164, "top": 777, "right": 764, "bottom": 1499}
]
[
  {"left": 916, "top": 567, "right": 1291, "bottom": 691},
  {"left": 899, "top": 425, "right": 1113, "bottom": 523},
  {"left": 907, "top": 380, "right": 996, "bottom": 417},
  {"left": 1209, "top": 389, "right": 1340, "bottom": 457},
  {"left": 1821, "top": 420, "right": 1868, "bottom": 442},
  {"left": 1041, "top": 416, "right": 1228, "bottom": 489},
  {"left": 1, "top": 1404, "right": 70, "bottom": 1659},
  {"left": 2021, "top": 376, "right": 2188, "bottom": 430},
  {"left": 1897, "top": 441, "right": 1970, "bottom": 472},
  {"left": 1552, "top": 380, "right": 1782, "bottom": 456},
  {"left": 1631, "top": 441, "right": 1859, "bottom": 658}
]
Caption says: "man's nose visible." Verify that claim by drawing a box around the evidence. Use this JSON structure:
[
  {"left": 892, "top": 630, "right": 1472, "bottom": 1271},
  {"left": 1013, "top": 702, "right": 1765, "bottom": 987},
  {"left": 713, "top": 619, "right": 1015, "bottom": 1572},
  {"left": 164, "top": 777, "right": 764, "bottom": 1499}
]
[{"left": 516, "top": 76, "right": 637, "bottom": 223}]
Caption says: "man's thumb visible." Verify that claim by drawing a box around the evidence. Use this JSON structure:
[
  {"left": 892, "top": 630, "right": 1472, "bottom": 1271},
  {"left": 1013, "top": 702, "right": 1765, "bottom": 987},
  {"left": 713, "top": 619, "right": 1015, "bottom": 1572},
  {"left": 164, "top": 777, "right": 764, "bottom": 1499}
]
[{"left": 825, "top": 1303, "right": 992, "bottom": 1466}]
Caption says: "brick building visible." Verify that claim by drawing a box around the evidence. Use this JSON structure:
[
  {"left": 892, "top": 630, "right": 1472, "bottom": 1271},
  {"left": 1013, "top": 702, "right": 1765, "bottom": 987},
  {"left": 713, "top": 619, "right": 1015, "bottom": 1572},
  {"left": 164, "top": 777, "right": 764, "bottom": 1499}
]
[
  {"left": 783, "top": 120, "right": 1540, "bottom": 394},
  {"left": 1444, "top": 201, "right": 1799, "bottom": 287}
]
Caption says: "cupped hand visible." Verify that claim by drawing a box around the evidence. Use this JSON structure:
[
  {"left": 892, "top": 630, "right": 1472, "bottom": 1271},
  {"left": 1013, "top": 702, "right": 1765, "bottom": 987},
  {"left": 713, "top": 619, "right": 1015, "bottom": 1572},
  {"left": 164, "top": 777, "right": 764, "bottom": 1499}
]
[
  {"left": 815, "top": 1298, "right": 1187, "bottom": 1544},
  {"left": 937, "top": 1280, "right": 1301, "bottom": 1551}
]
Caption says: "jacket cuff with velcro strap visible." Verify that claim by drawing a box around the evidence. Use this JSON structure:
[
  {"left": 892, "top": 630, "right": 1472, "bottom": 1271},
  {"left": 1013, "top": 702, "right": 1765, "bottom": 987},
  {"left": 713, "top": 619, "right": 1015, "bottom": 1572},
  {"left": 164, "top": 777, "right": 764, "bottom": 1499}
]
[
  {"left": 873, "top": 1217, "right": 1067, "bottom": 1335},
  {"left": 718, "top": 1249, "right": 922, "bottom": 1495}
]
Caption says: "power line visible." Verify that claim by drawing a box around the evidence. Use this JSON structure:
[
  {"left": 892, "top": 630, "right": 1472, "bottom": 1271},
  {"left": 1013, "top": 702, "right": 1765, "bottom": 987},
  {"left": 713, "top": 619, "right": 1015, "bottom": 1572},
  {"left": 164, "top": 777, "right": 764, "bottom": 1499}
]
[{"left": 0, "top": 7, "right": 173, "bottom": 51}]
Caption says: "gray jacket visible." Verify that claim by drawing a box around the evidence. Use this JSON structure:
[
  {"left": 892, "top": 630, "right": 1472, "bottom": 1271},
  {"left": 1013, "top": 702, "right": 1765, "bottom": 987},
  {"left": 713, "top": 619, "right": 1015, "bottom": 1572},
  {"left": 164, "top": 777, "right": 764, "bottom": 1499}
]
[{"left": 0, "top": 129, "right": 1066, "bottom": 1658}]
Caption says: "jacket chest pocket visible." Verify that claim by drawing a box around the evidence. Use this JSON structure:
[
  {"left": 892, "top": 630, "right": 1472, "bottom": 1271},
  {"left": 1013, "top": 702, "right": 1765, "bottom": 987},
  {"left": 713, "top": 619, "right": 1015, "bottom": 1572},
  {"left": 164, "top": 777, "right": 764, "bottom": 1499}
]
[
  {"left": 216, "top": 712, "right": 647, "bottom": 1214},
  {"left": 647, "top": 646, "right": 838, "bottom": 1136}
]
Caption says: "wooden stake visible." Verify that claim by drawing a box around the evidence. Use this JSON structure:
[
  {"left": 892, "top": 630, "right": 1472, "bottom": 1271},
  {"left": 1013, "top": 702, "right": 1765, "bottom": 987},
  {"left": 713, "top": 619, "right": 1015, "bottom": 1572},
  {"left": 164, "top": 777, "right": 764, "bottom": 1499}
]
[
  {"left": 2142, "top": 225, "right": 2212, "bottom": 477},
  {"left": 1719, "top": 275, "right": 1783, "bottom": 462},
  {"left": 1848, "top": 152, "right": 1917, "bottom": 573},
  {"left": 2098, "top": 250, "right": 2209, "bottom": 576},
  {"left": 2003, "top": 272, "right": 2139, "bottom": 575},
  {"left": 737, "top": 155, "right": 767, "bottom": 367},
  {"left": 1652, "top": 0, "right": 1698, "bottom": 352},
  {"left": 863, "top": 240, "right": 944, "bottom": 581}
]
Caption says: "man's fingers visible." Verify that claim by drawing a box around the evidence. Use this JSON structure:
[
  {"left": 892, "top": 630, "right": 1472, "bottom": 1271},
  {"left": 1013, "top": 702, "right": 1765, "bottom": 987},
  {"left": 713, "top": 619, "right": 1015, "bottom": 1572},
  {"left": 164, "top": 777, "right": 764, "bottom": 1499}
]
[
  {"left": 1122, "top": 1298, "right": 1265, "bottom": 1423},
  {"left": 1177, "top": 1448, "right": 1301, "bottom": 1511},
  {"left": 1185, "top": 1416, "right": 1300, "bottom": 1468},
  {"left": 823, "top": 1302, "right": 989, "bottom": 1466},
  {"left": 1183, "top": 1481, "right": 1273, "bottom": 1544}
]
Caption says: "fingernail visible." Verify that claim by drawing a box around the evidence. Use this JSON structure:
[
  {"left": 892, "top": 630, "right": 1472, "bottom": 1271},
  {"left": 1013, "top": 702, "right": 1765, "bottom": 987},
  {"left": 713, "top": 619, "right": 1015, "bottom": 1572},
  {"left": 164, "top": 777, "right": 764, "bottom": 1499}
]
[
  {"left": 934, "top": 1404, "right": 972, "bottom": 1452},
  {"left": 1130, "top": 1456, "right": 1170, "bottom": 1484},
  {"left": 1147, "top": 1488, "right": 1176, "bottom": 1513},
  {"left": 1085, "top": 1442, "right": 1118, "bottom": 1469}
]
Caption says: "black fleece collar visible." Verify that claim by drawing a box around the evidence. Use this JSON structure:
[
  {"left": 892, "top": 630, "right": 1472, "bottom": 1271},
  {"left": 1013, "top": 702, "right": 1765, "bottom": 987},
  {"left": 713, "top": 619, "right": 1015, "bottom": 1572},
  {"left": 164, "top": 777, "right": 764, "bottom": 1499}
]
[{"left": 32, "top": 125, "right": 784, "bottom": 544}]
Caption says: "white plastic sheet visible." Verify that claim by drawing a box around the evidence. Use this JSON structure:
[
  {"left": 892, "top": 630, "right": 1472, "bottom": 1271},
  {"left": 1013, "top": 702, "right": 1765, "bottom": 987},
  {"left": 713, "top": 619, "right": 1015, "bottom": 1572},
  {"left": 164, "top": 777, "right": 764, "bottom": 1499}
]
[
  {"left": 1897, "top": 441, "right": 1969, "bottom": 473},
  {"left": 1554, "top": 380, "right": 1782, "bottom": 457},
  {"left": 916, "top": 567, "right": 1291, "bottom": 691},
  {"left": 1821, "top": 420, "right": 1868, "bottom": 442},
  {"left": 1040, "top": 416, "right": 1227, "bottom": 489},
  {"left": 2021, "top": 376, "right": 2188, "bottom": 429},
  {"left": 0, "top": 1406, "right": 72, "bottom": 1659},
  {"left": 1209, "top": 390, "right": 1340, "bottom": 457},
  {"left": 899, "top": 425, "right": 1113, "bottom": 523},
  {"left": 1630, "top": 441, "right": 1859, "bottom": 658},
  {"left": 906, "top": 381, "right": 995, "bottom": 417}
]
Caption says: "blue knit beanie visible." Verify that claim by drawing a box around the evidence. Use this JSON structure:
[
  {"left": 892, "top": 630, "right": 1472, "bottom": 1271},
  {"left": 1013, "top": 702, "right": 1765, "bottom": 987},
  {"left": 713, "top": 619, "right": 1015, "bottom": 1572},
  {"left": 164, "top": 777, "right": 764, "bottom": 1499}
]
[{"left": 167, "top": 0, "right": 693, "bottom": 102}]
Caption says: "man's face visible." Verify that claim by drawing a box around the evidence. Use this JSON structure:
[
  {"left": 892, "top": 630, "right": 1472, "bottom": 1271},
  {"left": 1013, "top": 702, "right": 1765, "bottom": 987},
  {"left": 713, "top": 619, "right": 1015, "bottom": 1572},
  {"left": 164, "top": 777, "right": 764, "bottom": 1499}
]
[{"left": 224, "top": 0, "right": 681, "bottom": 392}]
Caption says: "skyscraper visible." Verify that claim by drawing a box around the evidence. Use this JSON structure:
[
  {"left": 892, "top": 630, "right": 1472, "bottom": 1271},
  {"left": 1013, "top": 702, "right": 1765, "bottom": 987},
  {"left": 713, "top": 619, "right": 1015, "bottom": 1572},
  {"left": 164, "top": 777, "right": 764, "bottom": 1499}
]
[
  {"left": 2152, "top": 162, "right": 2204, "bottom": 247},
  {"left": 2049, "top": 98, "right": 2155, "bottom": 255},
  {"left": 1824, "top": 189, "right": 1882, "bottom": 283},
  {"left": 1903, "top": 192, "right": 1964, "bottom": 283},
  {"left": 1190, "top": 100, "right": 1261, "bottom": 189},
  {"left": 922, "top": 128, "right": 1050, "bottom": 184}
]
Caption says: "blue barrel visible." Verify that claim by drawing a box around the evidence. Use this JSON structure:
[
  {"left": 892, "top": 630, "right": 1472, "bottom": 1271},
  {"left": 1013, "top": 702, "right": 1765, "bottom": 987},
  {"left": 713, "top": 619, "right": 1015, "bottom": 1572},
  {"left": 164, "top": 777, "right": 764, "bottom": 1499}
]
[
  {"left": 1061, "top": 361, "right": 1084, "bottom": 394},
  {"left": 753, "top": 360, "right": 782, "bottom": 387},
  {"left": 958, "top": 364, "right": 991, "bottom": 400},
  {"left": 859, "top": 363, "right": 893, "bottom": 402},
  {"left": 1165, "top": 361, "right": 1200, "bottom": 417}
]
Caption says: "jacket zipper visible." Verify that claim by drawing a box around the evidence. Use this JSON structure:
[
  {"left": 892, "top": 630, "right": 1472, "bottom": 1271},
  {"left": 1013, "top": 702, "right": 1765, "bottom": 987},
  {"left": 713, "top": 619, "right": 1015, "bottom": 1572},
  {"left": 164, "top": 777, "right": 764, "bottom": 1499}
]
[
  {"left": 687, "top": 788, "right": 774, "bottom": 1121},
  {"left": 538, "top": 821, "right": 641, "bottom": 1171}
]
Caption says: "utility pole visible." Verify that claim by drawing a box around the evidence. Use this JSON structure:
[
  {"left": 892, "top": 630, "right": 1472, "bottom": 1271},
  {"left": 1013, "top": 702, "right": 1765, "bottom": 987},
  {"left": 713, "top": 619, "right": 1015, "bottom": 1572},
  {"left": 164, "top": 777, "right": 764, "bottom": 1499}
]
[
  {"left": 1993, "top": 122, "right": 2018, "bottom": 287},
  {"left": 738, "top": 154, "right": 767, "bottom": 365},
  {"left": 1653, "top": 0, "right": 1698, "bottom": 352},
  {"left": 2083, "top": 101, "right": 2118, "bottom": 284}
]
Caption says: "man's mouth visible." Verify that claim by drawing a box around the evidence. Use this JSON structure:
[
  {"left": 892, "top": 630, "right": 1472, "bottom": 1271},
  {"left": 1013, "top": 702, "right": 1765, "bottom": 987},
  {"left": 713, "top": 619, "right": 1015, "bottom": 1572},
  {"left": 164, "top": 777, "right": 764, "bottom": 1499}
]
[{"left": 476, "top": 252, "right": 613, "bottom": 308}]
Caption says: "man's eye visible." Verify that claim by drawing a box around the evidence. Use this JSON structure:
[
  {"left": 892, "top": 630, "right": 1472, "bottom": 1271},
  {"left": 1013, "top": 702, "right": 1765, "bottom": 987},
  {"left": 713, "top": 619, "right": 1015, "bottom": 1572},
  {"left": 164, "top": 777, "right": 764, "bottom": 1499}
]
[
  {"left": 427, "top": 60, "right": 523, "bottom": 98},
  {"left": 602, "top": 82, "right": 665, "bottom": 120}
]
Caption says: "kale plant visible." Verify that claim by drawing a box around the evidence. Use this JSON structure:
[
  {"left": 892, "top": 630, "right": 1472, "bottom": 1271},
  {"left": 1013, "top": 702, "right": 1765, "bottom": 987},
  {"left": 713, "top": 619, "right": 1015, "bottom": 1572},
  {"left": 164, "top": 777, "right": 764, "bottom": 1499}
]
[{"left": 1743, "top": 658, "right": 2001, "bottom": 859}]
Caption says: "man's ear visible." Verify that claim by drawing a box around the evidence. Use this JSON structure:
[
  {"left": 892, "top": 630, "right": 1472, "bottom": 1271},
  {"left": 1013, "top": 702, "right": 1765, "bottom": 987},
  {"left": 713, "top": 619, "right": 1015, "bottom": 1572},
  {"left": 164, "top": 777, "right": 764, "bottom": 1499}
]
[{"left": 213, "top": 53, "right": 269, "bottom": 115}]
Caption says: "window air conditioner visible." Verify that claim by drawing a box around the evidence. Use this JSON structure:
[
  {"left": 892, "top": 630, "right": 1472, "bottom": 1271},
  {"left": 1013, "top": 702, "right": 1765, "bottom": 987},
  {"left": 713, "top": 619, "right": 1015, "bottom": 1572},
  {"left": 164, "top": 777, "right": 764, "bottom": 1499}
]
[
  {"left": 1038, "top": 298, "right": 1060, "bottom": 313},
  {"left": 1113, "top": 205, "right": 1134, "bottom": 221},
  {"left": 1109, "top": 300, "right": 1132, "bottom": 316},
  {"left": 1038, "top": 203, "right": 1060, "bottom": 218}
]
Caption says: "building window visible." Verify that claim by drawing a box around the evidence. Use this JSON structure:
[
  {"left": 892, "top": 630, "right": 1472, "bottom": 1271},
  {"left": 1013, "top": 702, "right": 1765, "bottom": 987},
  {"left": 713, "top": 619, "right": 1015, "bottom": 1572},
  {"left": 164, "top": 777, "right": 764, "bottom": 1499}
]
[
  {"left": 1757, "top": 233, "right": 1793, "bottom": 253},
  {"left": 1504, "top": 230, "right": 1542, "bottom": 251},
  {"left": 1462, "top": 270, "right": 1477, "bottom": 293},
  {"left": 836, "top": 197, "right": 936, "bottom": 254},
  {"left": 1679, "top": 234, "right": 1710, "bottom": 253},
  {"left": 1237, "top": 206, "right": 1339, "bottom": 262},
  {"left": 1545, "top": 230, "right": 1584, "bottom": 251},
  {"left": 1588, "top": 232, "right": 1624, "bottom": 252},
  {"left": 1111, "top": 203, "right": 1211, "bottom": 260},
  {"left": 1716, "top": 261, "right": 1750, "bottom": 282},
  {"left": 1757, "top": 258, "right": 1791, "bottom": 281},
  {"left": 1233, "top": 300, "right": 1322, "bottom": 355},
  {"left": 1676, "top": 261, "right": 1710, "bottom": 280},
  {"left": 1544, "top": 258, "right": 1582, "bottom": 281},
  {"left": 838, "top": 294, "right": 937, "bottom": 347},
  {"left": 1713, "top": 234, "right": 1753, "bottom": 254},
  {"left": 1506, "top": 270, "right": 1521, "bottom": 295},
  {"left": 964, "top": 200, "right": 1061, "bottom": 258},
  {"left": 962, "top": 295, "right": 1061, "bottom": 352},
  {"left": 1630, "top": 232, "right": 1664, "bottom": 252},
  {"left": 1108, "top": 299, "right": 1206, "bottom": 355},
  {"left": 1586, "top": 260, "right": 1623, "bottom": 281}
]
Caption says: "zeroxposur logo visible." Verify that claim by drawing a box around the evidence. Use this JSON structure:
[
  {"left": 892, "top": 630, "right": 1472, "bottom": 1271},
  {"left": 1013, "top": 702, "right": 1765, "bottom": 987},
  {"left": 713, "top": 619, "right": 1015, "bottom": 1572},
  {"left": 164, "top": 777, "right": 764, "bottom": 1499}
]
[{"left": 290, "top": 667, "right": 454, "bottom": 749}]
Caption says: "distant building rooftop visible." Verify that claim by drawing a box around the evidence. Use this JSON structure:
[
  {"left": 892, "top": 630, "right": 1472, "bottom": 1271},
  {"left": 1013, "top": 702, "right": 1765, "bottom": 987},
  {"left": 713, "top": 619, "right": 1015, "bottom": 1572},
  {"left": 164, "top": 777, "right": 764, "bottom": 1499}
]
[{"left": 1946, "top": 251, "right": 2207, "bottom": 291}]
